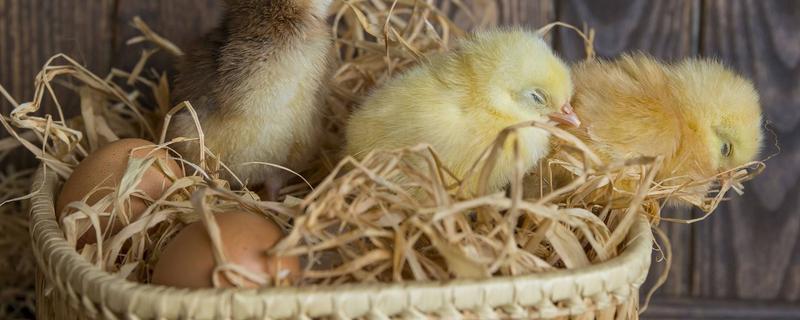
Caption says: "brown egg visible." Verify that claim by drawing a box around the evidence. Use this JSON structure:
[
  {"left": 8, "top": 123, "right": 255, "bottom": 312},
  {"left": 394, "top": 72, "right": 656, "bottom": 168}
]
[
  {"left": 56, "top": 138, "right": 183, "bottom": 247},
  {"left": 151, "top": 211, "right": 300, "bottom": 289}
]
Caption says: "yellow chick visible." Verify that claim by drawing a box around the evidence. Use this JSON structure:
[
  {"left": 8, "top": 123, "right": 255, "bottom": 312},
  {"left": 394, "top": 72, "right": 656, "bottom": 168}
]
[
  {"left": 345, "top": 29, "right": 580, "bottom": 195},
  {"left": 526, "top": 54, "right": 764, "bottom": 201},
  {"left": 167, "top": 0, "right": 334, "bottom": 199}
]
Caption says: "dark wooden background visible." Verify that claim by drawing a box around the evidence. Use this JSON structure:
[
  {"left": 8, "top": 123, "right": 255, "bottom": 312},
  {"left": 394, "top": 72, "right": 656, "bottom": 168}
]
[{"left": 1, "top": 0, "right": 798, "bottom": 318}]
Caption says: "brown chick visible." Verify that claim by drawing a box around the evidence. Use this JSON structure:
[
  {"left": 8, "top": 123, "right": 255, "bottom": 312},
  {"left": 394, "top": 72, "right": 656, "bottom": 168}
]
[
  {"left": 167, "top": 0, "right": 334, "bottom": 200},
  {"left": 525, "top": 53, "right": 764, "bottom": 204}
]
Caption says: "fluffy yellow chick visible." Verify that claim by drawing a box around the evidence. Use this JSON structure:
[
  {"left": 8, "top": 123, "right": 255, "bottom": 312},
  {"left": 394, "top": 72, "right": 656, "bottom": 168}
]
[
  {"left": 346, "top": 29, "right": 580, "bottom": 195},
  {"left": 526, "top": 54, "right": 763, "bottom": 201},
  {"left": 167, "top": 0, "right": 334, "bottom": 199}
]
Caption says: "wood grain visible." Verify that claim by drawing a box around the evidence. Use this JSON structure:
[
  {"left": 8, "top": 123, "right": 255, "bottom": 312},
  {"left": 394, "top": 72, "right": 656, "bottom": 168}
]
[
  {"left": 498, "top": 0, "right": 556, "bottom": 44},
  {"left": 694, "top": 0, "right": 800, "bottom": 301},
  {"left": 554, "top": 0, "right": 699, "bottom": 62},
  {"left": 643, "top": 297, "right": 800, "bottom": 319},
  {"left": 449, "top": 0, "right": 555, "bottom": 44},
  {"left": 0, "top": 0, "right": 114, "bottom": 169},
  {"left": 642, "top": 207, "right": 695, "bottom": 298},
  {"left": 113, "top": 0, "right": 222, "bottom": 75},
  {"left": 496, "top": 0, "right": 556, "bottom": 30},
  {"left": 0, "top": 0, "right": 115, "bottom": 116}
]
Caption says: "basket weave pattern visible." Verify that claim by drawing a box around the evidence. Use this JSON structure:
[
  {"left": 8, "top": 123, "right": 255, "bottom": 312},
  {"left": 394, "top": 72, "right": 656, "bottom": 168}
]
[{"left": 31, "top": 169, "right": 652, "bottom": 319}]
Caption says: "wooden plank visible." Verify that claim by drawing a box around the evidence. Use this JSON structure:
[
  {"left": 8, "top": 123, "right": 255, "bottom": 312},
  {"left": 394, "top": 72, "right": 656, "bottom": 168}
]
[
  {"left": 695, "top": 0, "right": 800, "bottom": 301},
  {"left": 498, "top": 0, "right": 556, "bottom": 44},
  {"left": 449, "top": 0, "right": 555, "bottom": 44},
  {"left": 496, "top": 0, "right": 556, "bottom": 30},
  {"left": 641, "top": 207, "right": 695, "bottom": 298},
  {"left": 113, "top": 0, "right": 223, "bottom": 75},
  {"left": 0, "top": 0, "right": 114, "bottom": 169},
  {"left": 0, "top": 0, "right": 115, "bottom": 116},
  {"left": 555, "top": 0, "right": 701, "bottom": 298},
  {"left": 643, "top": 297, "right": 800, "bottom": 319},
  {"left": 554, "top": 0, "right": 699, "bottom": 62}
]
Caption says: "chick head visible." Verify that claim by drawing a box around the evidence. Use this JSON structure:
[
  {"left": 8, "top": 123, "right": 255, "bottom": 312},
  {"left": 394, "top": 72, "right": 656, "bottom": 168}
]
[
  {"left": 453, "top": 29, "right": 579, "bottom": 127},
  {"left": 670, "top": 59, "right": 764, "bottom": 175}
]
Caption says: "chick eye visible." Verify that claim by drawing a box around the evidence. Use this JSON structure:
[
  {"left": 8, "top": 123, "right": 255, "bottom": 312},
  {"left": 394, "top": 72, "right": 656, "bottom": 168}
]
[
  {"left": 721, "top": 142, "right": 732, "bottom": 157},
  {"left": 530, "top": 89, "right": 547, "bottom": 105}
]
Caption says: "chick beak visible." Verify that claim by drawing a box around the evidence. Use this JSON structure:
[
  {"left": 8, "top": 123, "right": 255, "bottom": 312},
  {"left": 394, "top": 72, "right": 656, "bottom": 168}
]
[{"left": 548, "top": 103, "right": 581, "bottom": 128}]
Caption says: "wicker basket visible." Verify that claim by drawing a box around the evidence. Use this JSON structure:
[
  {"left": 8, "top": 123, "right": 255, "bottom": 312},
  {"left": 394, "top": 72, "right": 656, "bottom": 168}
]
[{"left": 31, "top": 168, "right": 653, "bottom": 320}]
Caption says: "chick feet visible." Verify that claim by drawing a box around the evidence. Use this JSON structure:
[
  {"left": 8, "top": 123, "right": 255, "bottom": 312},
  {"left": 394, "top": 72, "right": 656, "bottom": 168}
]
[{"left": 256, "top": 177, "right": 286, "bottom": 202}]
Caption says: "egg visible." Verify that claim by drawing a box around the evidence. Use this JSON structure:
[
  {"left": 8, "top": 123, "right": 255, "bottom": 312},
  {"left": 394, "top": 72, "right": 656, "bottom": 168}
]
[
  {"left": 151, "top": 211, "right": 300, "bottom": 289},
  {"left": 56, "top": 138, "right": 183, "bottom": 247}
]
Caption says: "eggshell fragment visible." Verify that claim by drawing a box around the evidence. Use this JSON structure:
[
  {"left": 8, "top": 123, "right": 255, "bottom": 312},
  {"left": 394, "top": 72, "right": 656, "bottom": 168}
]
[
  {"left": 56, "top": 138, "right": 183, "bottom": 247},
  {"left": 151, "top": 211, "right": 300, "bottom": 289}
]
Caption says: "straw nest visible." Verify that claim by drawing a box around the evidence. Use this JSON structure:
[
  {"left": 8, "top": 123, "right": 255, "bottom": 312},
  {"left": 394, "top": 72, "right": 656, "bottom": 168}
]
[{"left": 0, "top": 0, "right": 764, "bottom": 317}]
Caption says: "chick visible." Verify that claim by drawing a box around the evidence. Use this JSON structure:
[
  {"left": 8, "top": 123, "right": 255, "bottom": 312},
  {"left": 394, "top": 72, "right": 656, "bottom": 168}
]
[
  {"left": 167, "top": 0, "right": 334, "bottom": 199},
  {"left": 345, "top": 29, "right": 580, "bottom": 195},
  {"left": 525, "top": 54, "right": 763, "bottom": 202}
]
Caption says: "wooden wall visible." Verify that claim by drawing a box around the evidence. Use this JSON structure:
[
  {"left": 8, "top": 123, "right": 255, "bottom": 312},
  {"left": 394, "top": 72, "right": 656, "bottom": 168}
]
[{"left": 1, "top": 0, "right": 798, "bottom": 318}]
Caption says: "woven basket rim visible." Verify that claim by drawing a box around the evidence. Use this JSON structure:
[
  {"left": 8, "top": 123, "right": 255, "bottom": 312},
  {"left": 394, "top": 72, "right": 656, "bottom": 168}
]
[{"left": 31, "top": 167, "right": 653, "bottom": 319}]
